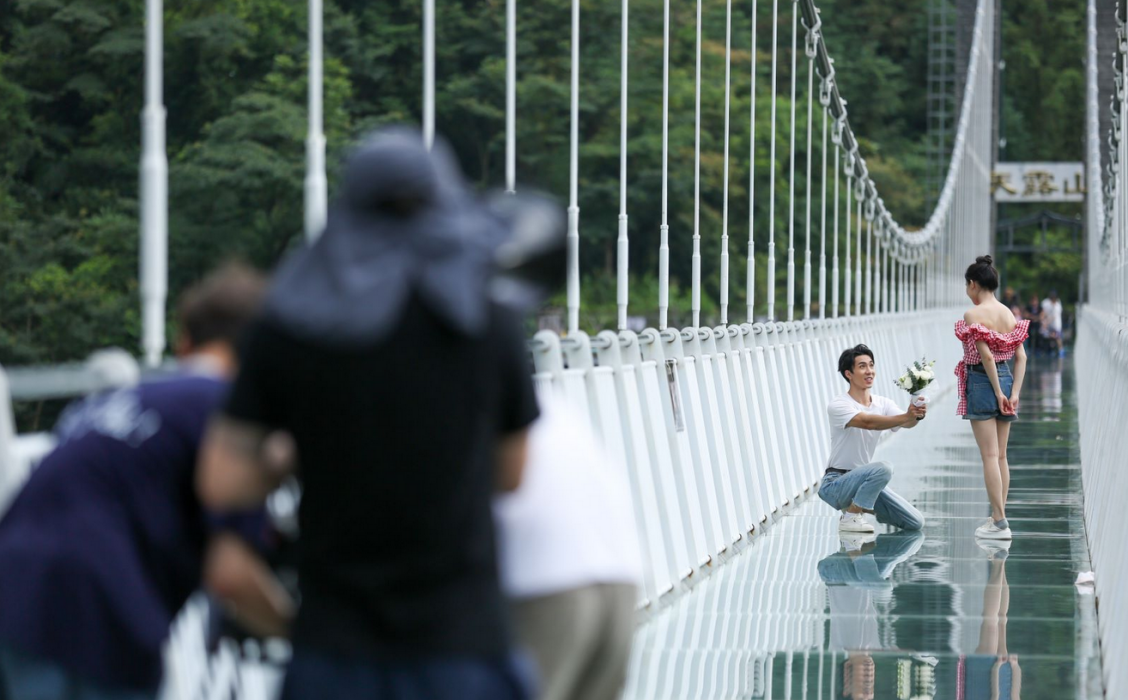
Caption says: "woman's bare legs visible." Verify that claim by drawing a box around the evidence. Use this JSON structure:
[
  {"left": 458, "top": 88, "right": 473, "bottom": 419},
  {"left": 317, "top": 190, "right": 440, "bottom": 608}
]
[
  {"left": 972, "top": 419, "right": 1007, "bottom": 522},
  {"left": 996, "top": 420, "right": 1013, "bottom": 507}
]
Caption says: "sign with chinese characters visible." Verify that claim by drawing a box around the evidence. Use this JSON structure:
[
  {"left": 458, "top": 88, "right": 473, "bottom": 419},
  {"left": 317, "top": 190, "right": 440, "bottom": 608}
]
[{"left": 990, "top": 162, "right": 1085, "bottom": 202}]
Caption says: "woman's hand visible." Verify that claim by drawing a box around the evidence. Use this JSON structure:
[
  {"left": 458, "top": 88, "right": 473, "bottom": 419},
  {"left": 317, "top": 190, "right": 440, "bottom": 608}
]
[
  {"left": 997, "top": 392, "right": 1016, "bottom": 415},
  {"left": 1008, "top": 392, "right": 1021, "bottom": 413}
]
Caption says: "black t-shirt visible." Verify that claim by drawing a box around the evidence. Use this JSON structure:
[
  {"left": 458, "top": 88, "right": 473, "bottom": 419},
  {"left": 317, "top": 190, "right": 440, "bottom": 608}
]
[{"left": 224, "top": 296, "right": 538, "bottom": 660}]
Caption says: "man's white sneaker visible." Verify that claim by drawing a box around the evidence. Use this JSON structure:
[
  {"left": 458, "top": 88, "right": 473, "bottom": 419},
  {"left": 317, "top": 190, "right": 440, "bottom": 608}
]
[
  {"left": 975, "top": 520, "right": 1013, "bottom": 540},
  {"left": 839, "top": 512, "right": 875, "bottom": 533}
]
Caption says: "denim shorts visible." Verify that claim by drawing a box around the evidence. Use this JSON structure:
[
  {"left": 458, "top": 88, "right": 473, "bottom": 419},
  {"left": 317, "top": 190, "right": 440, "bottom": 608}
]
[{"left": 964, "top": 363, "right": 1016, "bottom": 422}]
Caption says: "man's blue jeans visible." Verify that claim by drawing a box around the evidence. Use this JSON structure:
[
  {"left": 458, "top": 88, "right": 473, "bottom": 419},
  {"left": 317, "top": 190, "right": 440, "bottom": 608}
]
[
  {"left": 817, "top": 462, "right": 924, "bottom": 531},
  {"left": 281, "top": 648, "right": 533, "bottom": 700}
]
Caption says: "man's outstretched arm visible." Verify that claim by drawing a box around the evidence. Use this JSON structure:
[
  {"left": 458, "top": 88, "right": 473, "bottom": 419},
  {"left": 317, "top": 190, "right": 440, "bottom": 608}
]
[{"left": 846, "top": 405, "right": 924, "bottom": 431}]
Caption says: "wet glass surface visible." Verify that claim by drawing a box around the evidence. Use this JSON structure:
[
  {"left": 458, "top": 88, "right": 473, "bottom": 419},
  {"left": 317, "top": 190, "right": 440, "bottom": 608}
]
[{"left": 623, "top": 357, "right": 1103, "bottom": 699}]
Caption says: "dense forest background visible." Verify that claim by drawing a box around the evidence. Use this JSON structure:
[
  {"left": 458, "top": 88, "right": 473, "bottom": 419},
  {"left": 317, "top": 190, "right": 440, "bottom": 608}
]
[{"left": 0, "top": 0, "right": 1086, "bottom": 368}]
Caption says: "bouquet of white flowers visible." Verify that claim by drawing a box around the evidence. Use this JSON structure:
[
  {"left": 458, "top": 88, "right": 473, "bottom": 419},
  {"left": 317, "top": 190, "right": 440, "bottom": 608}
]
[{"left": 895, "top": 358, "right": 936, "bottom": 419}]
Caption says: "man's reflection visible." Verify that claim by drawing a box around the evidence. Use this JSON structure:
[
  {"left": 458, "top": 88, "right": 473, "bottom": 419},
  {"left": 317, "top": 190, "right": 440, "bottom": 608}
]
[
  {"left": 960, "top": 541, "right": 1022, "bottom": 699},
  {"left": 818, "top": 532, "right": 925, "bottom": 699}
]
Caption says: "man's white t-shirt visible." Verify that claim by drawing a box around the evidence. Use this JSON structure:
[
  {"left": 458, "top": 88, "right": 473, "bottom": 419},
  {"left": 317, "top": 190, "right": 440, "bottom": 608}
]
[
  {"left": 493, "top": 392, "right": 643, "bottom": 599},
  {"left": 1042, "top": 298, "right": 1063, "bottom": 332},
  {"left": 826, "top": 393, "right": 903, "bottom": 471}
]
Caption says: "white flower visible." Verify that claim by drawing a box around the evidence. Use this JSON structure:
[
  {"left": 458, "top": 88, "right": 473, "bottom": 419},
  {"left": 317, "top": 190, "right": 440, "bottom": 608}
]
[{"left": 897, "top": 375, "right": 913, "bottom": 390}]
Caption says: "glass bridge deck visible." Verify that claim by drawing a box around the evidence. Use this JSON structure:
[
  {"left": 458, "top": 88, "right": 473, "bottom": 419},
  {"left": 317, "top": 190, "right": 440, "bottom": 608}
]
[{"left": 623, "top": 358, "right": 1103, "bottom": 700}]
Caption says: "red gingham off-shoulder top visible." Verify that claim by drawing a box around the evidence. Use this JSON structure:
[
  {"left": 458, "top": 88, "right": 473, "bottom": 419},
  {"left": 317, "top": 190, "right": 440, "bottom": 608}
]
[{"left": 953, "top": 319, "right": 1030, "bottom": 416}]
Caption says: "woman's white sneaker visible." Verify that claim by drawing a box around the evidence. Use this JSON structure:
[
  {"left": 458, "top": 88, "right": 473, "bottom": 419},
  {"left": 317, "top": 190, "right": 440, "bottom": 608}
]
[
  {"left": 975, "top": 520, "right": 1013, "bottom": 540},
  {"left": 839, "top": 512, "right": 875, "bottom": 533}
]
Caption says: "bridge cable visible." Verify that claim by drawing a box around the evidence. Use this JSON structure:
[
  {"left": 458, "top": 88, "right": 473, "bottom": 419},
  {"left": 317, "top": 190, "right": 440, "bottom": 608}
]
[
  {"left": 422, "top": 0, "right": 435, "bottom": 149},
  {"left": 767, "top": 0, "right": 779, "bottom": 321},
  {"left": 786, "top": 0, "right": 798, "bottom": 322},
  {"left": 844, "top": 147, "right": 852, "bottom": 317},
  {"left": 803, "top": 16, "right": 815, "bottom": 320},
  {"left": 818, "top": 63, "right": 829, "bottom": 320},
  {"left": 616, "top": 0, "right": 630, "bottom": 331},
  {"left": 566, "top": 0, "right": 580, "bottom": 334},
  {"left": 505, "top": 0, "right": 515, "bottom": 193},
  {"left": 692, "top": 0, "right": 703, "bottom": 328},
  {"left": 720, "top": 0, "right": 734, "bottom": 326},
  {"left": 747, "top": 0, "right": 759, "bottom": 323},
  {"left": 658, "top": 0, "right": 671, "bottom": 330}
]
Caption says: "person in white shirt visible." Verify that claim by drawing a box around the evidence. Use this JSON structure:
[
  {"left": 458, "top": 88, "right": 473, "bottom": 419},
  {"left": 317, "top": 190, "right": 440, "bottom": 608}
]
[
  {"left": 494, "top": 392, "right": 642, "bottom": 700},
  {"left": 1041, "top": 290, "right": 1064, "bottom": 356},
  {"left": 818, "top": 344, "right": 928, "bottom": 533},
  {"left": 484, "top": 191, "right": 641, "bottom": 700}
]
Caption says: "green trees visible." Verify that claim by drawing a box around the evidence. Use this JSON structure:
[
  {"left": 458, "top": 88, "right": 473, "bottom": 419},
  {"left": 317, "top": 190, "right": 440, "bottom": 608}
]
[
  {"left": 996, "top": 0, "right": 1086, "bottom": 312},
  {"left": 0, "top": 0, "right": 1086, "bottom": 366}
]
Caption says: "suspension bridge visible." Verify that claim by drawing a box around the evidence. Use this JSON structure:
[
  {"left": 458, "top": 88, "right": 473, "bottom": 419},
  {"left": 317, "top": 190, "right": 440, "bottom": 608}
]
[{"left": 1, "top": 0, "right": 1126, "bottom": 697}]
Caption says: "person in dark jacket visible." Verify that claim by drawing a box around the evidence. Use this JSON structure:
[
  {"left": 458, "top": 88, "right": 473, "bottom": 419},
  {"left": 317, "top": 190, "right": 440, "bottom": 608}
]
[{"left": 0, "top": 265, "right": 293, "bottom": 700}]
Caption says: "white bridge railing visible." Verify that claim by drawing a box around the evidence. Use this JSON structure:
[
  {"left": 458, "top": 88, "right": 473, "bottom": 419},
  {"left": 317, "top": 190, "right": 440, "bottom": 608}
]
[{"left": 1079, "top": 1, "right": 1128, "bottom": 696}]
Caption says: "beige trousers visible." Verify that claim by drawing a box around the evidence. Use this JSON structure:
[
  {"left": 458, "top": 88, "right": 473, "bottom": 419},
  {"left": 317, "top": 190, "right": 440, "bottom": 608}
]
[{"left": 512, "top": 583, "right": 638, "bottom": 700}]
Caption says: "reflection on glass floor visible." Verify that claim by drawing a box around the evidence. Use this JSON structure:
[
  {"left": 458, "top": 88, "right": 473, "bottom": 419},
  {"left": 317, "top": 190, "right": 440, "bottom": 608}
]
[{"left": 623, "top": 357, "right": 1102, "bottom": 699}]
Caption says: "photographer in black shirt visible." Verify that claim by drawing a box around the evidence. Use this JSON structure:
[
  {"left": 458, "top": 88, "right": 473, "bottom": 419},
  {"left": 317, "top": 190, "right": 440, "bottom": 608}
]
[{"left": 198, "top": 129, "right": 539, "bottom": 700}]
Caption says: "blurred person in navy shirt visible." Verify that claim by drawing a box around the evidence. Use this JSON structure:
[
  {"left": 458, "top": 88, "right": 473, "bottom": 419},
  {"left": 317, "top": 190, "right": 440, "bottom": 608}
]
[{"left": 0, "top": 265, "right": 294, "bottom": 700}]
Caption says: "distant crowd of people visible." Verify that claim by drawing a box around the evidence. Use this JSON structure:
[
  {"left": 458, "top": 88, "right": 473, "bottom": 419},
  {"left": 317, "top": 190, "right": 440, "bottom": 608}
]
[
  {"left": 0, "top": 129, "right": 641, "bottom": 700},
  {"left": 1000, "top": 286, "right": 1066, "bottom": 357}
]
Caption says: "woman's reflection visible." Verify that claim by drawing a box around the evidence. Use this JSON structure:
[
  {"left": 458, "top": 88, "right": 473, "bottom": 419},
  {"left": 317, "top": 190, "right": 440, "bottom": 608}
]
[
  {"left": 818, "top": 532, "right": 925, "bottom": 699},
  {"left": 960, "top": 541, "right": 1022, "bottom": 699}
]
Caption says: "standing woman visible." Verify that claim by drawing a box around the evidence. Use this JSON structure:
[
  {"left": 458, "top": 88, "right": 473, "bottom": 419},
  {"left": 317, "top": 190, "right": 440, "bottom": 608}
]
[{"left": 955, "top": 256, "right": 1029, "bottom": 540}]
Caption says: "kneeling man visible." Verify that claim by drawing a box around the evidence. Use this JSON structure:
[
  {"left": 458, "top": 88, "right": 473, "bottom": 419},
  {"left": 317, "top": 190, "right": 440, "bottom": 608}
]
[{"left": 820, "top": 344, "right": 926, "bottom": 533}]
